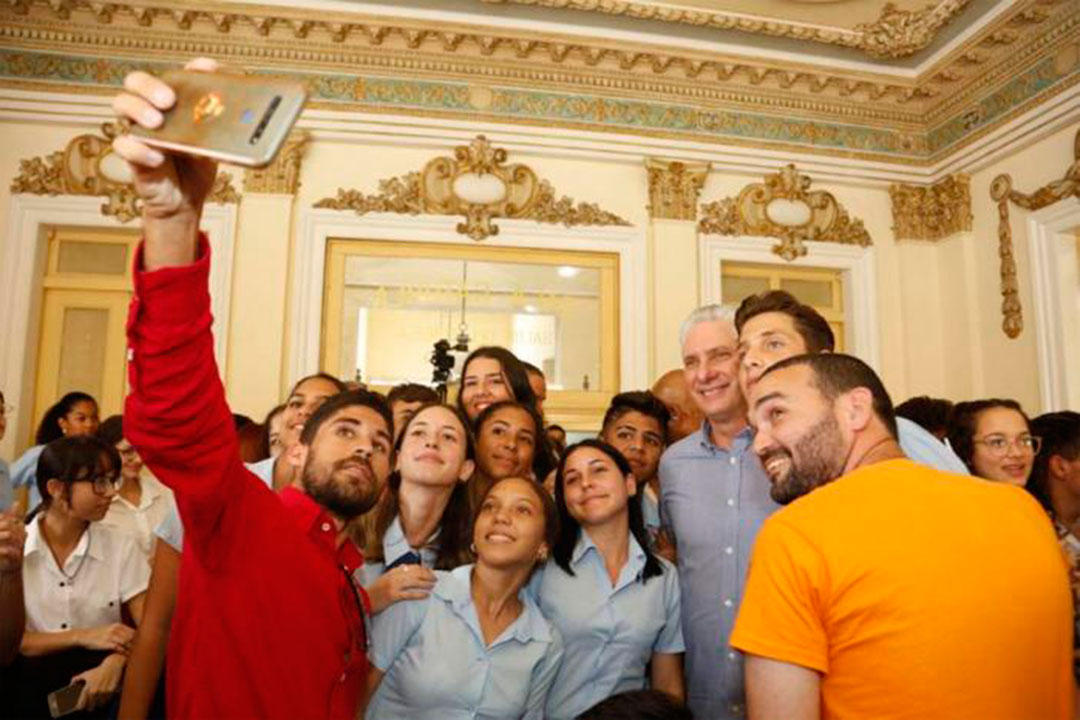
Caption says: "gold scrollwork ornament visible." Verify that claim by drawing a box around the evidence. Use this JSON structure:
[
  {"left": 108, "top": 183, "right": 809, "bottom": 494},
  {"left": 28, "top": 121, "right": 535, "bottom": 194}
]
[
  {"left": 699, "top": 164, "right": 871, "bottom": 261},
  {"left": 315, "top": 135, "right": 629, "bottom": 240}
]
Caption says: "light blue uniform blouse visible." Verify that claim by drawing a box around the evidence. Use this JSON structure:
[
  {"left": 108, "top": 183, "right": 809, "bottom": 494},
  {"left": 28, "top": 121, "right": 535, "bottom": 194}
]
[
  {"left": 367, "top": 564, "right": 563, "bottom": 720},
  {"left": 0, "top": 458, "right": 11, "bottom": 511},
  {"left": 10, "top": 444, "right": 45, "bottom": 510},
  {"left": 357, "top": 514, "right": 440, "bottom": 588},
  {"left": 535, "top": 532, "right": 684, "bottom": 720},
  {"left": 154, "top": 502, "right": 183, "bottom": 552},
  {"left": 150, "top": 463, "right": 273, "bottom": 553},
  {"left": 896, "top": 417, "right": 969, "bottom": 474}
]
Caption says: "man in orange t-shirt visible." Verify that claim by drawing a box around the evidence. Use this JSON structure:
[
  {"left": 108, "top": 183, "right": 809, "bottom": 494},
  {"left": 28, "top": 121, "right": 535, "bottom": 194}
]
[{"left": 730, "top": 352, "right": 1073, "bottom": 720}]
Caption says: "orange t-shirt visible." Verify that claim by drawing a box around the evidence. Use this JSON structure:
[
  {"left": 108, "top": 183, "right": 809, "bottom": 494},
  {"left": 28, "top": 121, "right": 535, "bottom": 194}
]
[{"left": 730, "top": 458, "right": 1073, "bottom": 720}]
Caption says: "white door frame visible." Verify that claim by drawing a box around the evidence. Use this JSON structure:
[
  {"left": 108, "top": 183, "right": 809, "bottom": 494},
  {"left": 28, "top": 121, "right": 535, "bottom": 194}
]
[
  {"left": 0, "top": 194, "right": 237, "bottom": 457},
  {"left": 1027, "top": 196, "right": 1080, "bottom": 413},
  {"left": 699, "top": 235, "right": 880, "bottom": 370}
]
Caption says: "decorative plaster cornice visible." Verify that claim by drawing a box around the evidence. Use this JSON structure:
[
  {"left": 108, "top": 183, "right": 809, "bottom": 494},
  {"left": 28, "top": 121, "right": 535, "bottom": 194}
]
[
  {"left": 243, "top": 131, "right": 309, "bottom": 194},
  {"left": 889, "top": 174, "right": 972, "bottom": 241},
  {"left": 645, "top": 158, "right": 709, "bottom": 221},
  {"left": 0, "top": 0, "right": 1076, "bottom": 166},
  {"left": 314, "top": 134, "right": 630, "bottom": 240},
  {"left": 698, "top": 164, "right": 871, "bottom": 261},
  {"left": 9, "top": 120, "right": 238, "bottom": 221},
  {"left": 482, "top": 0, "right": 971, "bottom": 60},
  {"left": 988, "top": 128, "right": 1080, "bottom": 339}
]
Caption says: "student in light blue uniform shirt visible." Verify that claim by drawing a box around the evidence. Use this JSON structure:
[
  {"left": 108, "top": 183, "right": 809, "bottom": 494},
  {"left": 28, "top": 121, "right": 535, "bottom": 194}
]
[
  {"left": 598, "top": 391, "right": 672, "bottom": 551},
  {"left": 359, "top": 404, "right": 475, "bottom": 612},
  {"left": 0, "top": 389, "right": 11, "bottom": 511},
  {"left": 367, "top": 476, "right": 563, "bottom": 719},
  {"left": 537, "top": 439, "right": 684, "bottom": 719},
  {"left": 10, "top": 392, "right": 100, "bottom": 510}
]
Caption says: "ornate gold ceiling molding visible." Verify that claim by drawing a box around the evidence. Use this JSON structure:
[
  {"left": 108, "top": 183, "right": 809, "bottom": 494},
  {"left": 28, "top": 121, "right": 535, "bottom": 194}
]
[
  {"left": 645, "top": 159, "right": 709, "bottom": 221},
  {"left": 988, "top": 129, "right": 1080, "bottom": 339},
  {"left": 314, "top": 135, "right": 630, "bottom": 240},
  {"left": 1, "top": 0, "right": 1071, "bottom": 115},
  {"left": 698, "top": 164, "right": 871, "bottom": 261},
  {"left": 243, "top": 131, "right": 309, "bottom": 194},
  {"left": 888, "top": 174, "right": 972, "bottom": 241},
  {"left": 9, "top": 121, "right": 239, "bottom": 222},
  {"left": 481, "top": 0, "right": 970, "bottom": 60}
]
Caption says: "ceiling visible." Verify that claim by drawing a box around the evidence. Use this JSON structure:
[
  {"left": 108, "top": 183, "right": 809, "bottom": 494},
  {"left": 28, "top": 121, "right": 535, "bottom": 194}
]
[
  {"left": 327, "top": 0, "right": 1010, "bottom": 70},
  {"left": 1, "top": 0, "right": 1076, "bottom": 169}
]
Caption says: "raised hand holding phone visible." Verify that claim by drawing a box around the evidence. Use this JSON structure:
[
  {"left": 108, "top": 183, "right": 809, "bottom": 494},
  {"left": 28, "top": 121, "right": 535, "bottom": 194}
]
[{"left": 111, "top": 58, "right": 221, "bottom": 270}]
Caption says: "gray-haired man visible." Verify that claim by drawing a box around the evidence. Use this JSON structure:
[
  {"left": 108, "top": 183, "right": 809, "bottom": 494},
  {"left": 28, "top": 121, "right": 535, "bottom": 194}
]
[{"left": 658, "top": 305, "right": 779, "bottom": 720}]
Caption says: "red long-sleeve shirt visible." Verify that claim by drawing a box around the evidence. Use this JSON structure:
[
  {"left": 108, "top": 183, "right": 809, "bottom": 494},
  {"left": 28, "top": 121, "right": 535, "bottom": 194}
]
[{"left": 124, "top": 236, "right": 368, "bottom": 719}]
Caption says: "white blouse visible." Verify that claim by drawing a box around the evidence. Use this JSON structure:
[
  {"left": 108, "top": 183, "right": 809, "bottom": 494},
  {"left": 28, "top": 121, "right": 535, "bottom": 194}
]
[{"left": 23, "top": 519, "right": 150, "bottom": 632}]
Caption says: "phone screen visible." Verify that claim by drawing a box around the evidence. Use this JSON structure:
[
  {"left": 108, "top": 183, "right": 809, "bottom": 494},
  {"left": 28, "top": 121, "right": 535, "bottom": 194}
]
[{"left": 47, "top": 680, "right": 85, "bottom": 718}]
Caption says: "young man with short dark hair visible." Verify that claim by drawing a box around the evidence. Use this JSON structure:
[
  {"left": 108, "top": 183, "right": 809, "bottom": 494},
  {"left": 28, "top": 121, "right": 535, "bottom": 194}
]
[
  {"left": 599, "top": 391, "right": 670, "bottom": 546},
  {"left": 385, "top": 383, "right": 439, "bottom": 443},
  {"left": 735, "top": 289, "right": 968, "bottom": 474}
]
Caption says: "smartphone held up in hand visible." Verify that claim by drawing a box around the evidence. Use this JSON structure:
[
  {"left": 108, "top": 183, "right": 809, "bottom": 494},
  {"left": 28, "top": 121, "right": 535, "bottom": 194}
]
[{"left": 132, "top": 70, "right": 307, "bottom": 168}]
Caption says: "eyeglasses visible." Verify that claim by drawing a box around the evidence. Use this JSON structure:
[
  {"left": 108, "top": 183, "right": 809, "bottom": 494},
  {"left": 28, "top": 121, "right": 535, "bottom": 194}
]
[
  {"left": 80, "top": 473, "right": 122, "bottom": 496},
  {"left": 973, "top": 435, "right": 1042, "bottom": 457}
]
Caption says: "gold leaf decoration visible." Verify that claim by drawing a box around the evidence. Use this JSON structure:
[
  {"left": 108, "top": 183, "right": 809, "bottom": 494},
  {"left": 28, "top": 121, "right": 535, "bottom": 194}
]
[
  {"left": 10, "top": 121, "right": 239, "bottom": 222},
  {"left": 243, "top": 131, "right": 311, "bottom": 195},
  {"left": 314, "top": 135, "right": 630, "bottom": 240},
  {"left": 988, "top": 130, "right": 1080, "bottom": 338},
  {"left": 889, "top": 174, "right": 972, "bottom": 241},
  {"left": 699, "top": 164, "right": 871, "bottom": 261},
  {"left": 646, "top": 159, "right": 710, "bottom": 221}
]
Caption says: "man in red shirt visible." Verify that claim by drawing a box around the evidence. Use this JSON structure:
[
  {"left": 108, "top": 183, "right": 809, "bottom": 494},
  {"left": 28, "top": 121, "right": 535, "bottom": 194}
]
[{"left": 112, "top": 58, "right": 392, "bottom": 719}]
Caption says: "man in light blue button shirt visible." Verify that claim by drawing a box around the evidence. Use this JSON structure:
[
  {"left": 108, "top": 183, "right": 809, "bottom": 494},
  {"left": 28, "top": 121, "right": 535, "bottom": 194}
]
[{"left": 659, "top": 305, "right": 779, "bottom": 720}]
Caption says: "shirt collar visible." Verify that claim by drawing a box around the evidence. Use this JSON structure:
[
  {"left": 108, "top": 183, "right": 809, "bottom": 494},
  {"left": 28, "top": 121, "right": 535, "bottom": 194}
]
[
  {"left": 114, "top": 474, "right": 163, "bottom": 512},
  {"left": 25, "top": 518, "right": 103, "bottom": 563},
  {"left": 571, "top": 530, "right": 646, "bottom": 581},
  {"left": 279, "top": 486, "right": 363, "bottom": 573},
  {"left": 383, "top": 515, "right": 440, "bottom": 567},
  {"left": 434, "top": 564, "right": 553, "bottom": 645},
  {"left": 697, "top": 420, "right": 754, "bottom": 454}
]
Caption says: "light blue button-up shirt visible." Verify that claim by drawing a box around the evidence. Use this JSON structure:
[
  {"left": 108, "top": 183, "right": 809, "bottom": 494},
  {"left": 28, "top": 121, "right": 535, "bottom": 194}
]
[
  {"left": 10, "top": 444, "right": 45, "bottom": 510},
  {"left": 367, "top": 564, "right": 563, "bottom": 720},
  {"left": 535, "top": 531, "right": 683, "bottom": 720},
  {"left": 897, "top": 417, "right": 969, "bottom": 474},
  {"left": 150, "top": 464, "right": 272, "bottom": 554},
  {"left": 154, "top": 502, "right": 183, "bottom": 552},
  {"left": 659, "top": 423, "right": 779, "bottom": 720},
  {"left": 357, "top": 514, "right": 441, "bottom": 588},
  {"left": 0, "top": 458, "right": 12, "bottom": 511}
]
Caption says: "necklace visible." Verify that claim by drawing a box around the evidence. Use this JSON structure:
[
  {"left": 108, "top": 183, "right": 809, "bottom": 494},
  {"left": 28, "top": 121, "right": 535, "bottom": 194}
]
[{"left": 54, "top": 525, "right": 92, "bottom": 584}]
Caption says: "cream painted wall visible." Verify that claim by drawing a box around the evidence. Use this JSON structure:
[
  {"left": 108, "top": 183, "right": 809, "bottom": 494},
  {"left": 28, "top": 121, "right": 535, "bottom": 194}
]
[
  {"left": 962, "top": 122, "right": 1080, "bottom": 413},
  {"left": 2, "top": 111, "right": 1077, "bottom": 451}
]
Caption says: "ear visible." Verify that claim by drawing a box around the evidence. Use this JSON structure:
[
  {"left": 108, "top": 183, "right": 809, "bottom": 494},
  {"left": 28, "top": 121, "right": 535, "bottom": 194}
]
[
  {"left": 625, "top": 472, "right": 638, "bottom": 497},
  {"left": 287, "top": 442, "right": 308, "bottom": 471},
  {"left": 1049, "top": 454, "right": 1069, "bottom": 482},
  {"left": 838, "top": 387, "right": 874, "bottom": 433},
  {"left": 57, "top": 416, "right": 70, "bottom": 436},
  {"left": 45, "top": 477, "right": 65, "bottom": 503},
  {"left": 536, "top": 542, "right": 550, "bottom": 563},
  {"left": 458, "top": 459, "right": 475, "bottom": 483}
]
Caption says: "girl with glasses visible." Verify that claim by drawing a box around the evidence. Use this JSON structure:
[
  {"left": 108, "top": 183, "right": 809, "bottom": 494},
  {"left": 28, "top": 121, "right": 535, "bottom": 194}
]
[
  {"left": 947, "top": 399, "right": 1040, "bottom": 487},
  {"left": 12, "top": 435, "right": 149, "bottom": 718}
]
